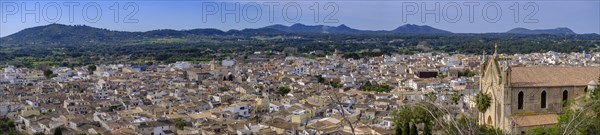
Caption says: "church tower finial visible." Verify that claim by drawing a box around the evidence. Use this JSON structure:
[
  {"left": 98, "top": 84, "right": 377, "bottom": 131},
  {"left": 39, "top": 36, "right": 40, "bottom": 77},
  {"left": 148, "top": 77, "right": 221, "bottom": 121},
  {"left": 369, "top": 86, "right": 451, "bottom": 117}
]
[{"left": 494, "top": 43, "right": 498, "bottom": 55}]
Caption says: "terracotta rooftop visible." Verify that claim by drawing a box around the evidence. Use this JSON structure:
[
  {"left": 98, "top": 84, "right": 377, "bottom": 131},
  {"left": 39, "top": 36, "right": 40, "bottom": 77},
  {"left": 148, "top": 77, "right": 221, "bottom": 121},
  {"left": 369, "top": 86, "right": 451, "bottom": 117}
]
[
  {"left": 513, "top": 114, "right": 558, "bottom": 127},
  {"left": 511, "top": 67, "right": 600, "bottom": 87}
]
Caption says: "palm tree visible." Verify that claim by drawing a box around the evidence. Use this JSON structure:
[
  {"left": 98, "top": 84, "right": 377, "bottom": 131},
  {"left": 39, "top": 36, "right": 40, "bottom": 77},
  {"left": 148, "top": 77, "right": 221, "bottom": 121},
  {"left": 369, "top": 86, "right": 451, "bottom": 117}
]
[{"left": 475, "top": 92, "right": 491, "bottom": 112}]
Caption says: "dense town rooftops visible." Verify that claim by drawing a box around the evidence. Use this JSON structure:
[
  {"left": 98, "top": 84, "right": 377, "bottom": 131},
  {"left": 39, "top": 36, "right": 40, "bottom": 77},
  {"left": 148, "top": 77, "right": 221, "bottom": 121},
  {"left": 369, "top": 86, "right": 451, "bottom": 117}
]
[{"left": 2, "top": 51, "right": 600, "bottom": 134}]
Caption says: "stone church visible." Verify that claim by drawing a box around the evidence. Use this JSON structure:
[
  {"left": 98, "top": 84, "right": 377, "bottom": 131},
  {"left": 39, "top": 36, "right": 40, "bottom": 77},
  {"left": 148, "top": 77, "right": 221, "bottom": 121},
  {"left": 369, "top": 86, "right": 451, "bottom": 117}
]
[{"left": 479, "top": 51, "right": 600, "bottom": 133}]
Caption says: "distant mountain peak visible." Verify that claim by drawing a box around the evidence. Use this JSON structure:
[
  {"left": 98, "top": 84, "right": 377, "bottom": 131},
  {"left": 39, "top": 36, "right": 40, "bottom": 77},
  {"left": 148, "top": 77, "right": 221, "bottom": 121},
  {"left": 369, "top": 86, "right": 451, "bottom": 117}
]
[
  {"left": 392, "top": 24, "right": 452, "bottom": 34},
  {"left": 290, "top": 23, "right": 306, "bottom": 27},
  {"left": 338, "top": 24, "right": 349, "bottom": 28},
  {"left": 400, "top": 24, "right": 417, "bottom": 27},
  {"left": 506, "top": 27, "right": 575, "bottom": 35}
]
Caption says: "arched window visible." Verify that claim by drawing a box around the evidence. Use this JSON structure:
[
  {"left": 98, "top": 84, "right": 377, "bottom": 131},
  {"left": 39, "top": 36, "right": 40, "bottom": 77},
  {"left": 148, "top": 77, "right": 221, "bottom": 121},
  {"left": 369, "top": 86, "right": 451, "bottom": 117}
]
[
  {"left": 518, "top": 91, "right": 524, "bottom": 110},
  {"left": 563, "top": 90, "right": 568, "bottom": 107},
  {"left": 487, "top": 116, "right": 492, "bottom": 125},
  {"left": 541, "top": 91, "right": 547, "bottom": 108}
]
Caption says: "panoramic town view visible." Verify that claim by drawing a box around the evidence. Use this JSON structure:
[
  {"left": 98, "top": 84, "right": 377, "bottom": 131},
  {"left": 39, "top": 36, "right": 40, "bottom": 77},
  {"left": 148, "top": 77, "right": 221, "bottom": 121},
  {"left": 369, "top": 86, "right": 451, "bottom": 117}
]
[{"left": 0, "top": 0, "right": 599, "bottom": 135}]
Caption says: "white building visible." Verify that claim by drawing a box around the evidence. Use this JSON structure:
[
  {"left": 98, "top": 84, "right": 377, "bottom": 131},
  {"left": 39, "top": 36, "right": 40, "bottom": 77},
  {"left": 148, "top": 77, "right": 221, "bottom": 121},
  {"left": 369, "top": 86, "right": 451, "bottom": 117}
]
[
  {"left": 172, "top": 61, "right": 191, "bottom": 69},
  {"left": 226, "top": 103, "right": 250, "bottom": 118},
  {"left": 222, "top": 59, "right": 236, "bottom": 67}
]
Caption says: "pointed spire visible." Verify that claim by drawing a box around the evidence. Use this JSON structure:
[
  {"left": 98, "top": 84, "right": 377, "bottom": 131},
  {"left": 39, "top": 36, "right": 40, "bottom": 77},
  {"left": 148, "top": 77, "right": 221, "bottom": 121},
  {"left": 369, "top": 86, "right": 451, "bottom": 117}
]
[
  {"left": 494, "top": 43, "right": 498, "bottom": 55},
  {"left": 481, "top": 49, "right": 487, "bottom": 64}
]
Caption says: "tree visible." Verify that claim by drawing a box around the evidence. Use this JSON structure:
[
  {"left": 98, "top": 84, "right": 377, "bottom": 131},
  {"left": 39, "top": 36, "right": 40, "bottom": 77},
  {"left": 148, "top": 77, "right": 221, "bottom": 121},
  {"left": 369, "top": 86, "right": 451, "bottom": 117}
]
[
  {"left": 437, "top": 73, "right": 447, "bottom": 78},
  {"left": 394, "top": 124, "right": 403, "bottom": 135},
  {"left": 255, "top": 85, "right": 265, "bottom": 90},
  {"left": 423, "top": 121, "right": 432, "bottom": 135},
  {"left": 450, "top": 93, "right": 461, "bottom": 104},
  {"left": 359, "top": 82, "right": 393, "bottom": 93},
  {"left": 527, "top": 127, "right": 558, "bottom": 135},
  {"left": 393, "top": 101, "right": 504, "bottom": 135},
  {"left": 220, "top": 85, "right": 231, "bottom": 92},
  {"left": 425, "top": 93, "right": 437, "bottom": 102},
  {"left": 43, "top": 69, "right": 56, "bottom": 79},
  {"left": 475, "top": 92, "right": 491, "bottom": 112},
  {"left": 53, "top": 127, "right": 63, "bottom": 135},
  {"left": 253, "top": 114, "right": 262, "bottom": 123},
  {"left": 227, "top": 74, "right": 234, "bottom": 81},
  {"left": 0, "top": 117, "right": 18, "bottom": 134},
  {"left": 174, "top": 118, "right": 186, "bottom": 130},
  {"left": 87, "top": 65, "right": 96, "bottom": 74},
  {"left": 459, "top": 69, "right": 477, "bottom": 77},
  {"left": 277, "top": 86, "right": 291, "bottom": 96},
  {"left": 450, "top": 115, "right": 504, "bottom": 134},
  {"left": 328, "top": 79, "right": 342, "bottom": 88},
  {"left": 315, "top": 75, "right": 325, "bottom": 83},
  {"left": 410, "top": 122, "right": 418, "bottom": 135},
  {"left": 392, "top": 105, "right": 436, "bottom": 135}
]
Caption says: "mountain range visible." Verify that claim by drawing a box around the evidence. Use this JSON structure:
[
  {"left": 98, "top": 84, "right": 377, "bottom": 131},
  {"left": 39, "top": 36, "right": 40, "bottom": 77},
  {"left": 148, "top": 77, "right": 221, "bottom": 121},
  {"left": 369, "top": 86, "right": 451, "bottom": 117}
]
[
  {"left": 263, "top": 23, "right": 578, "bottom": 35},
  {"left": 0, "top": 23, "right": 581, "bottom": 45},
  {"left": 263, "top": 23, "right": 452, "bottom": 34}
]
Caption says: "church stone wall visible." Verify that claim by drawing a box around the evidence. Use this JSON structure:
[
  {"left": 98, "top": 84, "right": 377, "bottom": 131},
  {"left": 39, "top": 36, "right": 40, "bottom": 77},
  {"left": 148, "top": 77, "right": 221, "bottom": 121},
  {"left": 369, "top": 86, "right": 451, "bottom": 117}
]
[{"left": 510, "top": 86, "right": 586, "bottom": 115}]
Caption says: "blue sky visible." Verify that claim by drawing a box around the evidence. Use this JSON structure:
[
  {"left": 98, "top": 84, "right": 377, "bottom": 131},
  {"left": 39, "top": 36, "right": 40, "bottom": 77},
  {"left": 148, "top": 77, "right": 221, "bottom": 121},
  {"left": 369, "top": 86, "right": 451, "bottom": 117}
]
[{"left": 1, "top": 0, "right": 599, "bottom": 37}]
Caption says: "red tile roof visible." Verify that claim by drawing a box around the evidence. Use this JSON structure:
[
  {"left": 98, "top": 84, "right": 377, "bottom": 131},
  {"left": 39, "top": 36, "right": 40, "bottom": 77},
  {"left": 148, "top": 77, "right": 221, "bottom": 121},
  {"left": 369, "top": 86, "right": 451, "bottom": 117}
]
[{"left": 511, "top": 67, "right": 600, "bottom": 87}]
